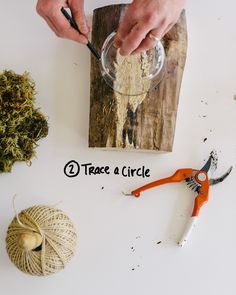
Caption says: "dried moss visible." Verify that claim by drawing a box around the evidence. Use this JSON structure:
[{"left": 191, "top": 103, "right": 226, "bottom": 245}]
[{"left": 0, "top": 70, "right": 48, "bottom": 173}]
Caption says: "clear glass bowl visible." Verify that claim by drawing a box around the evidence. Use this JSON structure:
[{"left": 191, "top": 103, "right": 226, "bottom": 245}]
[{"left": 100, "top": 32, "right": 166, "bottom": 96}]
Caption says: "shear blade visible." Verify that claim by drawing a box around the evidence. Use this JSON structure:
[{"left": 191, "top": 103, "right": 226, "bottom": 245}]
[
  {"left": 209, "top": 166, "right": 233, "bottom": 185},
  {"left": 201, "top": 150, "right": 218, "bottom": 174}
]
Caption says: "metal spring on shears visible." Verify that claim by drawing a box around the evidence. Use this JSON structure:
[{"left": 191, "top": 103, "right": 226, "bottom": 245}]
[{"left": 185, "top": 177, "right": 201, "bottom": 192}]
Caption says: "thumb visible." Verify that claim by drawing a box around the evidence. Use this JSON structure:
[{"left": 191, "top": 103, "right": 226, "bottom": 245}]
[{"left": 69, "top": 0, "right": 90, "bottom": 35}]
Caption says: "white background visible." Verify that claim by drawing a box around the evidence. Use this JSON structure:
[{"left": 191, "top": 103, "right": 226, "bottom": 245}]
[{"left": 1, "top": 0, "right": 236, "bottom": 294}]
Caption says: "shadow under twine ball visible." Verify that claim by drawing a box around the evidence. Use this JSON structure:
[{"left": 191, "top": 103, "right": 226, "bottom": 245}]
[{"left": 6, "top": 205, "right": 77, "bottom": 276}]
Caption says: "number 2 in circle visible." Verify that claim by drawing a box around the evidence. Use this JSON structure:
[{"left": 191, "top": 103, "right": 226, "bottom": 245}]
[{"left": 64, "top": 160, "right": 80, "bottom": 177}]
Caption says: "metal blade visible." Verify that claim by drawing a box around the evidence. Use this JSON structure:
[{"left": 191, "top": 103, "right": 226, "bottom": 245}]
[
  {"left": 200, "top": 150, "right": 218, "bottom": 175},
  {"left": 209, "top": 166, "right": 233, "bottom": 185}
]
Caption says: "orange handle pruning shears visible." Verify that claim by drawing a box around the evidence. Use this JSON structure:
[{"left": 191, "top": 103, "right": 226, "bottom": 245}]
[
  {"left": 124, "top": 151, "right": 232, "bottom": 247},
  {"left": 131, "top": 168, "right": 210, "bottom": 217}
]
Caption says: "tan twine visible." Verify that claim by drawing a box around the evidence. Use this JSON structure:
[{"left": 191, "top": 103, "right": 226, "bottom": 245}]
[{"left": 6, "top": 202, "right": 77, "bottom": 276}]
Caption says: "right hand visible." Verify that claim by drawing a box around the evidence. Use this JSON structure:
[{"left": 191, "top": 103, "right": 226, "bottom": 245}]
[
  {"left": 36, "top": 0, "right": 90, "bottom": 44},
  {"left": 114, "top": 0, "right": 186, "bottom": 55}
]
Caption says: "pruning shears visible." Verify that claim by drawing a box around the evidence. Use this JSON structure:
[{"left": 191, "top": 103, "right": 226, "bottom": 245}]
[{"left": 124, "top": 151, "right": 232, "bottom": 247}]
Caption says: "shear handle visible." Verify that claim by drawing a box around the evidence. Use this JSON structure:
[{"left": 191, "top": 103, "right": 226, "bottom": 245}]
[
  {"left": 131, "top": 169, "right": 194, "bottom": 197},
  {"left": 178, "top": 217, "right": 198, "bottom": 247},
  {"left": 191, "top": 172, "right": 209, "bottom": 216}
]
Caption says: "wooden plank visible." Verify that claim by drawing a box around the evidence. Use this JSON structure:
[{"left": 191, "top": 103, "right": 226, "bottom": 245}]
[{"left": 89, "top": 4, "right": 187, "bottom": 152}]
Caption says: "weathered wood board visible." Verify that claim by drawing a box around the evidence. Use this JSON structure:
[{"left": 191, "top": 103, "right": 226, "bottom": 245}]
[{"left": 89, "top": 4, "right": 187, "bottom": 152}]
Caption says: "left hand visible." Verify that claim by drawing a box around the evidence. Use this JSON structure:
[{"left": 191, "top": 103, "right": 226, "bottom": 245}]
[
  {"left": 114, "top": 0, "right": 186, "bottom": 55},
  {"left": 36, "top": 0, "right": 90, "bottom": 44}
]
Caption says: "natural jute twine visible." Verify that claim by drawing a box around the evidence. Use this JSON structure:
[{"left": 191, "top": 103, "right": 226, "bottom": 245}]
[{"left": 6, "top": 205, "right": 77, "bottom": 276}]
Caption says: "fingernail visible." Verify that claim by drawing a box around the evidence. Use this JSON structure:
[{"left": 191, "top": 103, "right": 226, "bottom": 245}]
[
  {"left": 119, "top": 48, "right": 129, "bottom": 56},
  {"left": 82, "top": 28, "right": 89, "bottom": 35},
  {"left": 113, "top": 39, "right": 122, "bottom": 49},
  {"left": 79, "top": 23, "right": 89, "bottom": 35}
]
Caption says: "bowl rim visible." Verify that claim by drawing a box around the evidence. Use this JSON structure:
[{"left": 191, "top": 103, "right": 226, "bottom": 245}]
[{"left": 100, "top": 31, "right": 166, "bottom": 81}]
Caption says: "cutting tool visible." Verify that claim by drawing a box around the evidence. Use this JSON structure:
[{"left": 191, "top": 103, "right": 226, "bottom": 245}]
[{"left": 124, "top": 151, "right": 232, "bottom": 247}]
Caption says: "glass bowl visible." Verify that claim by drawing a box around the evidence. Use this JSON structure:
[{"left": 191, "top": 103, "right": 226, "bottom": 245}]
[{"left": 100, "top": 32, "right": 166, "bottom": 96}]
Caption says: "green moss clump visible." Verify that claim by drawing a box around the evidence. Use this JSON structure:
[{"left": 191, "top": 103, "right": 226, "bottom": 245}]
[{"left": 0, "top": 70, "right": 48, "bottom": 173}]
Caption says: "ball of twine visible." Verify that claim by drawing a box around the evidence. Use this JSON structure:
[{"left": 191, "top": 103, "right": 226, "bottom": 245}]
[{"left": 6, "top": 205, "right": 77, "bottom": 276}]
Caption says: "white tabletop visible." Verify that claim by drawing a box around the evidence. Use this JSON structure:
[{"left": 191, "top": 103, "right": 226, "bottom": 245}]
[{"left": 1, "top": 1, "right": 236, "bottom": 294}]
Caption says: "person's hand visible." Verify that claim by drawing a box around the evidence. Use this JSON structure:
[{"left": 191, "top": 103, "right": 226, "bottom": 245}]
[
  {"left": 36, "top": 0, "right": 90, "bottom": 44},
  {"left": 114, "top": 0, "right": 186, "bottom": 55}
]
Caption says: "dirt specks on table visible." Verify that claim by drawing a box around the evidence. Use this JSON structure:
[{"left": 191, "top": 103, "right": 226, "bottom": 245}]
[{"left": 201, "top": 99, "right": 208, "bottom": 105}]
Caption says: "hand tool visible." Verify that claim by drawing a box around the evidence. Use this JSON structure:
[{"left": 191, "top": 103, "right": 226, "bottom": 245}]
[
  {"left": 124, "top": 151, "right": 232, "bottom": 247},
  {"left": 61, "top": 7, "right": 101, "bottom": 60}
]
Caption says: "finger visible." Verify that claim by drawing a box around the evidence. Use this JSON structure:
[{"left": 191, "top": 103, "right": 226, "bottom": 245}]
[
  {"left": 113, "top": 6, "right": 138, "bottom": 48},
  {"left": 131, "top": 20, "right": 171, "bottom": 55},
  {"left": 119, "top": 20, "right": 152, "bottom": 56},
  {"left": 132, "top": 20, "right": 174, "bottom": 55},
  {"left": 131, "top": 37, "right": 156, "bottom": 55},
  {"left": 69, "top": 0, "right": 90, "bottom": 35},
  {"left": 72, "top": 10, "right": 90, "bottom": 37},
  {"left": 148, "top": 26, "right": 166, "bottom": 41},
  {"left": 49, "top": 9, "right": 88, "bottom": 44},
  {"left": 44, "top": 15, "right": 57, "bottom": 32},
  {"left": 161, "top": 22, "right": 174, "bottom": 37}
]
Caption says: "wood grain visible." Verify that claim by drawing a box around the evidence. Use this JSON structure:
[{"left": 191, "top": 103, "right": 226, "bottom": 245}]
[{"left": 89, "top": 4, "right": 187, "bottom": 152}]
